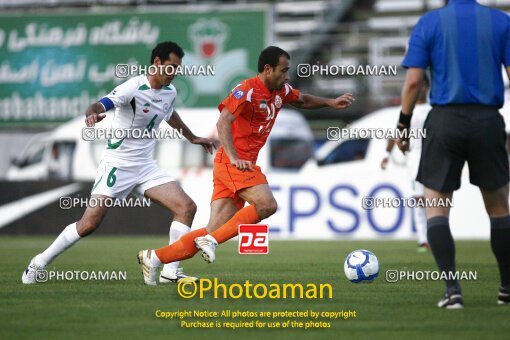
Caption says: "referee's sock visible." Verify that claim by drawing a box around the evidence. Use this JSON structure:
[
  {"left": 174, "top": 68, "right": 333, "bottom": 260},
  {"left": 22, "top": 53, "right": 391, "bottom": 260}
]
[
  {"left": 427, "top": 216, "right": 461, "bottom": 293},
  {"left": 490, "top": 216, "right": 510, "bottom": 290}
]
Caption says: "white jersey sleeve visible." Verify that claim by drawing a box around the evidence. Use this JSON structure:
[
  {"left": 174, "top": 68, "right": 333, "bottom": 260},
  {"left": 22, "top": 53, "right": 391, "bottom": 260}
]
[{"left": 103, "top": 77, "right": 139, "bottom": 109}]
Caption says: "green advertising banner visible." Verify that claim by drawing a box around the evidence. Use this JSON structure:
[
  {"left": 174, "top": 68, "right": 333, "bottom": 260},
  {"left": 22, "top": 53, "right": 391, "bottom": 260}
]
[{"left": 0, "top": 8, "right": 268, "bottom": 124}]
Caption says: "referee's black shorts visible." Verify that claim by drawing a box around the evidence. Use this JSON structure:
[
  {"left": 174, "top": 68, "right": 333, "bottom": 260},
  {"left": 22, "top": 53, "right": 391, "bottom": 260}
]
[{"left": 417, "top": 105, "right": 509, "bottom": 192}]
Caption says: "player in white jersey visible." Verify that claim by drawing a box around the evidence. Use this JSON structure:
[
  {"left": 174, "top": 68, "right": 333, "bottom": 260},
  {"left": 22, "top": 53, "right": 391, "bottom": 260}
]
[
  {"left": 381, "top": 76, "right": 430, "bottom": 252},
  {"left": 22, "top": 41, "right": 215, "bottom": 285}
]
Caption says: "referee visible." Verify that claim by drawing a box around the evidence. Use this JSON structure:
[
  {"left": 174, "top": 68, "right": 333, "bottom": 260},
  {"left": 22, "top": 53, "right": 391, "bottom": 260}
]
[{"left": 398, "top": 0, "right": 510, "bottom": 308}]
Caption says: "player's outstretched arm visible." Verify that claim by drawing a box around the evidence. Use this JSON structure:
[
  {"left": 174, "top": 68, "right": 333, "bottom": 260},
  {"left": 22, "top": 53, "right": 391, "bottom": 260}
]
[
  {"left": 167, "top": 110, "right": 216, "bottom": 154},
  {"left": 217, "top": 108, "right": 253, "bottom": 171},
  {"left": 290, "top": 93, "right": 355, "bottom": 110},
  {"left": 85, "top": 102, "right": 106, "bottom": 127}
]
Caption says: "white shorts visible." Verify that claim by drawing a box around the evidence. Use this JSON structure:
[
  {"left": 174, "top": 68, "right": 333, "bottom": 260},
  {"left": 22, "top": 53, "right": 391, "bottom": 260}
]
[
  {"left": 407, "top": 148, "right": 424, "bottom": 197},
  {"left": 91, "top": 159, "right": 175, "bottom": 199}
]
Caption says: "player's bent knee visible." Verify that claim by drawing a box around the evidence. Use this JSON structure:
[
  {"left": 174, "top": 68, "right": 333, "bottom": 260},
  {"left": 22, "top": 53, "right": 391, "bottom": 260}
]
[
  {"left": 174, "top": 199, "right": 197, "bottom": 221},
  {"left": 268, "top": 200, "right": 278, "bottom": 216},
  {"left": 255, "top": 199, "right": 277, "bottom": 219},
  {"left": 184, "top": 200, "right": 197, "bottom": 217}
]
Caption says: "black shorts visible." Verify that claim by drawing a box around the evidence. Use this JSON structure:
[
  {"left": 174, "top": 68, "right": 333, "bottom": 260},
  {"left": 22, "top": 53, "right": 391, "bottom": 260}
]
[{"left": 417, "top": 105, "right": 509, "bottom": 192}]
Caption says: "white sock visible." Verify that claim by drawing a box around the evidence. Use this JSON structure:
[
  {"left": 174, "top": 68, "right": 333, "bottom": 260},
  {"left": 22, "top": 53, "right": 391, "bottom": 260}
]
[
  {"left": 161, "top": 221, "right": 191, "bottom": 274},
  {"left": 150, "top": 251, "right": 162, "bottom": 266},
  {"left": 34, "top": 222, "right": 81, "bottom": 267},
  {"left": 414, "top": 206, "right": 428, "bottom": 245}
]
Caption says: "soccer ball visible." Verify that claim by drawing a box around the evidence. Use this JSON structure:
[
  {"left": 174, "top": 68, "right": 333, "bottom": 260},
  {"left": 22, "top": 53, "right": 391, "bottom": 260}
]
[{"left": 344, "top": 249, "right": 379, "bottom": 283}]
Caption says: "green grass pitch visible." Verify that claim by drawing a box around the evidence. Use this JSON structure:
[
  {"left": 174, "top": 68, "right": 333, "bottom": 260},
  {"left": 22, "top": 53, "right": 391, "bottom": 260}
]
[{"left": 0, "top": 236, "right": 508, "bottom": 339}]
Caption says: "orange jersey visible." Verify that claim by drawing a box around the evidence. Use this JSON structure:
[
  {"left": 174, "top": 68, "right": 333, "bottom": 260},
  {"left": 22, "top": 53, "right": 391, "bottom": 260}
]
[{"left": 215, "top": 76, "right": 300, "bottom": 164}]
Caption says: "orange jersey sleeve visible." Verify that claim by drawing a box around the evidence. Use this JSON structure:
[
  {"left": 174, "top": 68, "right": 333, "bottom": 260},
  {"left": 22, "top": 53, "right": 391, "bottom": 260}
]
[
  {"left": 283, "top": 83, "right": 301, "bottom": 104},
  {"left": 218, "top": 84, "right": 251, "bottom": 117}
]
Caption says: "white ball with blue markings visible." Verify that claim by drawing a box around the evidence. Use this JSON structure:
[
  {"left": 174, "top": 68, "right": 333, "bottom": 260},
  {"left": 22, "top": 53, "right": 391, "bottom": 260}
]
[{"left": 344, "top": 249, "right": 379, "bottom": 283}]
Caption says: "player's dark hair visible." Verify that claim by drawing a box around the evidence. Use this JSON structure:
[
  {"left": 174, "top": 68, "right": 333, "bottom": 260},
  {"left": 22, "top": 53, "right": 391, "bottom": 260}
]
[
  {"left": 258, "top": 46, "right": 290, "bottom": 73},
  {"left": 150, "top": 41, "right": 184, "bottom": 64}
]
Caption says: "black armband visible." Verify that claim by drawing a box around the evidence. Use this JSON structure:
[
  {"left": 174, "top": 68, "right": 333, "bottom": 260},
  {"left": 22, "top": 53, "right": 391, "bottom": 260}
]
[{"left": 398, "top": 111, "right": 411, "bottom": 129}]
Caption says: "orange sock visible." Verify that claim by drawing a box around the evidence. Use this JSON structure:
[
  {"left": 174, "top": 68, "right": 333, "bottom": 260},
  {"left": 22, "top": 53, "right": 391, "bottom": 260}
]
[
  {"left": 155, "top": 227, "right": 207, "bottom": 264},
  {"left": 210, "top": 205, "right": 260, "bottom": 244}
]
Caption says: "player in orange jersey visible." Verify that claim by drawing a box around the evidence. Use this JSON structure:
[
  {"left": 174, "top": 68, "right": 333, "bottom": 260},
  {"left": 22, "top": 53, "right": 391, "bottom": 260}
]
[{"left": 137, "top": 46, "right": 354, "bottom": 284}]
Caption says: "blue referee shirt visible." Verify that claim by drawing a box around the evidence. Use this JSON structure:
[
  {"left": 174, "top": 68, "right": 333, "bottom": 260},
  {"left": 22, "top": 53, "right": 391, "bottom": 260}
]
[{"left": 402, "top": 0, "right": 510, "bottom": 108}]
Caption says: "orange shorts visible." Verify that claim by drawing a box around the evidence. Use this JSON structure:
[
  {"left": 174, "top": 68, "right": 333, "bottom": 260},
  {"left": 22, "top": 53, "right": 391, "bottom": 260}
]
[{"left": 211, "top": 162, "right": 268, "bottom": 209}]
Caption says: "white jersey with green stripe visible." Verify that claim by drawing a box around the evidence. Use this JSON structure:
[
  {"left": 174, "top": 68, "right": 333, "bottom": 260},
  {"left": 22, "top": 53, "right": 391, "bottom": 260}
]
[{"left": 99, "top": 75, "right": 176, "bottom": 163}]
